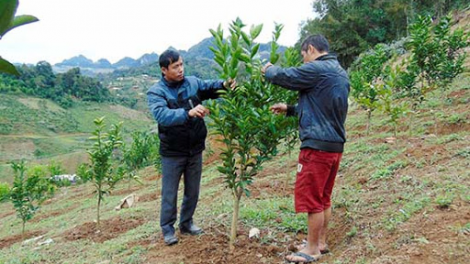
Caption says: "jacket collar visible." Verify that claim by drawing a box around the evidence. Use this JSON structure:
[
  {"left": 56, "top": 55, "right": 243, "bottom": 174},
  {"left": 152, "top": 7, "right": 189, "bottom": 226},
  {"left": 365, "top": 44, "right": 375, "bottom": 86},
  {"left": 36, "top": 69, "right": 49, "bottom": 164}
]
[
  {"left": 161, "top": 74, "right": 185, "bottom": 88},
  {"left": 316, "top": 53, "right": 337, "bottom": 61}
]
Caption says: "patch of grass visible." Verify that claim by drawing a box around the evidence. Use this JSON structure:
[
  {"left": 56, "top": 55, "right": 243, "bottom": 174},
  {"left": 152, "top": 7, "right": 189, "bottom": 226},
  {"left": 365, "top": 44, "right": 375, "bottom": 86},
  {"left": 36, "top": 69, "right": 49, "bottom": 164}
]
[
  {"left": 436, "top": 133, "right": 460, "bottom": 144},
  {"left": 455, "top": 147, "right": 470, "bottom": 158},
  {"left": 454, "top": 222, "right": 470, "bottom": 235},
  {"left": 346, "top": 226, "right": 358, "bottom": 238},
  {"left": 383, "top": 196, "right": 431, "bottom": 231},
  {"left": 122, "top": 246, "right": 148, "bottom": 264},
  {"left": 370, "top": 160, "right": 407, "bottom": 180},
  {"left": 434, "top": 194, "right": 454, "bottom": 208},
  {"left": 440, "top": 113, "right": 465, "bottom": 125},
  {"left": 239, "top": 197, "right": 308, "bottom": 233}
]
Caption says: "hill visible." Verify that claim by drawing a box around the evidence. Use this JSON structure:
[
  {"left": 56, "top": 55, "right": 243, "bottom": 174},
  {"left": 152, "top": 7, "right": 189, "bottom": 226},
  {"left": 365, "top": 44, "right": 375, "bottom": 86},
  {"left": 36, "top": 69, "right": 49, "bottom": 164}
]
[
  {"left": 53, "top": 52, "right": 160, "bottom": 75},
  {"left": 0, "top": 71, "right": 468, "bottom": 262},
  {"left": 52, "top": 37, "right": 287, "bottom": 78},
  {"left": 1, "top": 41, "right": 469, "bottom": 264},
  {"left": 0, "top": 95, "right": 154, "bottom": 183},
  {"left": 1, "top": 9, "right": 469, "bottom": 264}
]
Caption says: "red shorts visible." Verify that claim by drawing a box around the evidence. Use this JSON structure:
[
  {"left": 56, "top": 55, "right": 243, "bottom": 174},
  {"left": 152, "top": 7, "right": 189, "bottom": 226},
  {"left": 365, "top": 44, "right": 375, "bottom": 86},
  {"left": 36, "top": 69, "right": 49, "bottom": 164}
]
[{"left": 295, "top": 148, "right": 342, "bottom": 213}]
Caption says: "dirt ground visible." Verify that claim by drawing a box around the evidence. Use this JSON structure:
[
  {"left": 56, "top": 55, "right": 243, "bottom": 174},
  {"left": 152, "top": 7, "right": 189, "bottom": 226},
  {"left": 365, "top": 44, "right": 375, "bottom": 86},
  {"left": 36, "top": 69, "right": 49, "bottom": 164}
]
[
  {"left": 1, "top": 84, "right": 469, "bottom": 263},
  {"left": 63, "top": 216, "right": 145, "bottom": 243}
]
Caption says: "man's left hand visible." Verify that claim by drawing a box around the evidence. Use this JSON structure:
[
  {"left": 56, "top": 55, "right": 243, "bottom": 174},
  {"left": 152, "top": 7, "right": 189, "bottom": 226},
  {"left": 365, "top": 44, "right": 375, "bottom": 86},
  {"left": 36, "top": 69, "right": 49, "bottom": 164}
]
[
  {"left": 224, "top": 78, "right": 237, "bottom": 90},
  {"left": 261, "top": 62, "right": 273, "bottom": 74}
]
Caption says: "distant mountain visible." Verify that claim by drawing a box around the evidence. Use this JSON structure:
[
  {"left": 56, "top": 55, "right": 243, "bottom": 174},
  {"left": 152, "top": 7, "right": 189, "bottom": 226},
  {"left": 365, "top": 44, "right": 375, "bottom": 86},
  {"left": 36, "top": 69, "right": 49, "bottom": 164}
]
[
  {"left": 185, "top": 37, "right": 215, "bottom": 60},
  {"left": 95, "top": 58, "right": 112, "bottom": 68},
  {"left": 52, "top": 38, "right": 287, "bottom": 77},
  {"left": 53, "top": 52, "right": 160, "bottom": 76},
  {"left": 56, "top": 55, "right": 95, "bottom": 68},
  {"left": 137, "top": 53, "right": 159, "bottom": 66},
  {"left": 113, "top": 57, "right": 140, "bottom": 69}
]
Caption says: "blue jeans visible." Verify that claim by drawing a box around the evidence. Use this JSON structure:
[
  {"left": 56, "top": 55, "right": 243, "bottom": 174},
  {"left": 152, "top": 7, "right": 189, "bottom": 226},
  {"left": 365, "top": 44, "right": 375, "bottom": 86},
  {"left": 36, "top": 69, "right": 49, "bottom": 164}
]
[{"left": 160, "top": 153, "right": 202, "bottom": 236}]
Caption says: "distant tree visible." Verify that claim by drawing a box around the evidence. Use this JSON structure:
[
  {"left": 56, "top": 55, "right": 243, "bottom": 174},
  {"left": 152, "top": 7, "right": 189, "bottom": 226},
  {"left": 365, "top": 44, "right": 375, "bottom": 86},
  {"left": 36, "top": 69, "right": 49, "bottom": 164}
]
[{"left": 300, "top": 0, "right": 468, "bottom": 68}]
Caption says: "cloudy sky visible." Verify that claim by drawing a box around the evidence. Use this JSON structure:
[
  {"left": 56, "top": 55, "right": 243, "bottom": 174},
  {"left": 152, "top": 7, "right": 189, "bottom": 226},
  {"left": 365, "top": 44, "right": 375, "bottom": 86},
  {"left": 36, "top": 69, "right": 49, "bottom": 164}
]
[{"left": 1, "top": 0, "right": 315, "bottom": 65}]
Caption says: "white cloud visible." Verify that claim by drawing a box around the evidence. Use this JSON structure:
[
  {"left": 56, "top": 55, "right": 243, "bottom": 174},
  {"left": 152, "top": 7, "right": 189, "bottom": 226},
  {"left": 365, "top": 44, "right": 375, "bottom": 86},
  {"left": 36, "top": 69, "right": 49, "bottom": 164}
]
[{"left": 0, "top": 0, "right": 314, "bottom": 64}]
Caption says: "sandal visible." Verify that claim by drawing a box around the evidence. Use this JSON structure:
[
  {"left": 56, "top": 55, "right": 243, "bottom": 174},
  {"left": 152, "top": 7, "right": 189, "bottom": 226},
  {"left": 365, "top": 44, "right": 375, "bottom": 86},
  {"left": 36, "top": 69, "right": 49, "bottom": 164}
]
[{"left": 285, "top": 252, "right": 321, "bottom": 263}]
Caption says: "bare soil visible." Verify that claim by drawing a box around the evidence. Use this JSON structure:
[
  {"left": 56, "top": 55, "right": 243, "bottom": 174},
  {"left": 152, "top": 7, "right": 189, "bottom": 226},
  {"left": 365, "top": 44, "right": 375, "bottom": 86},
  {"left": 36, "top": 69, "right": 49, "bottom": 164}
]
[
  {"left": 130, "top": 225, "right": 287, "bottom": 264},
  {"left": 0, "top": 230, "right": 45, "bottom": 250},
  {"left": 63, "top": 216, "right": 145, "bottom": 243}
]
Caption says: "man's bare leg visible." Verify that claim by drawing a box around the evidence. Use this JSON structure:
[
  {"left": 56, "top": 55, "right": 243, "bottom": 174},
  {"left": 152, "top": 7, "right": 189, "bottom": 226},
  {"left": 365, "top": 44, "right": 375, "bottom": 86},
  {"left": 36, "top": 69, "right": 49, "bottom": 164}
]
[
  {"left": 286, "top": 211, "right": 323, "bottom": 262},
  {"left": 319, "top": 207, "right": 331, "bottom": 252}
]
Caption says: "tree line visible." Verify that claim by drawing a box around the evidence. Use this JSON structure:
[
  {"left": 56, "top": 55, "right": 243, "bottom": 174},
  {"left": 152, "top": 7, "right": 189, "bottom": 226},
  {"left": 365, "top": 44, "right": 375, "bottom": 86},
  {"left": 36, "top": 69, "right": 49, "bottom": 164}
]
[
  {"left": 300, "top": 0, "right": 468, "bottom": 68},
  {"left": 0, "top": 62, "right": 111, "bottom": 108}
]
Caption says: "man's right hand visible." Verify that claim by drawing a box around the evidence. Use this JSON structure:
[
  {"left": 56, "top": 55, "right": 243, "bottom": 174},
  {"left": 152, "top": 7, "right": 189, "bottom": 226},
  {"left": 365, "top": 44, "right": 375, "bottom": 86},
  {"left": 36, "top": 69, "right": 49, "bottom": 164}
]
[
  {"left": 270, "top": 103, "right": 287, "bottom": 115},
  {"left": 189, "top": 104, "right": 210, "bottom": 118},
  {"left": 261, "top": 62, "right": 273, "bottom": 74}
]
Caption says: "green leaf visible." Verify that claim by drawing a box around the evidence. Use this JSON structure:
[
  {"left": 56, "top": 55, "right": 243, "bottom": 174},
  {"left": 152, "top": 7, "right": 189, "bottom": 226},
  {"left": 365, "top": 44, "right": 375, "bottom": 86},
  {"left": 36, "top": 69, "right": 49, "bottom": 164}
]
[
  {"left": 250, "top": 24, "right": 263, "bottom": 40},
  {"left": 0, "top": 57, "right": 19, "bottom": 75},
  {"left": 2, "top": 15, "right": 38, "bottom": 36},
  {"left": 209, "top": 28, "right": 218, "bottom": 38},
  {"left": 241, "top": 31, "right": 251, "bottom": 46},
  {"left": 0, "top": 0, "right": 18, "bottom": 36},
  {"left": 250, "top": 43, "right": 260, "bottom": 58}
]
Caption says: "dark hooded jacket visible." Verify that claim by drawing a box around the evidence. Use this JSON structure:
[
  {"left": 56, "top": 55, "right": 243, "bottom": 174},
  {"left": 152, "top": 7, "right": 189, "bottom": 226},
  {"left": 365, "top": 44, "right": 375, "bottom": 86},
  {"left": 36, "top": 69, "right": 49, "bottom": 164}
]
[
  {"left": 264, "top": 54, "right": 350, "bottom": 152},
  {"left": 147, "top": 76, "right": 225, "bottom": 156}
]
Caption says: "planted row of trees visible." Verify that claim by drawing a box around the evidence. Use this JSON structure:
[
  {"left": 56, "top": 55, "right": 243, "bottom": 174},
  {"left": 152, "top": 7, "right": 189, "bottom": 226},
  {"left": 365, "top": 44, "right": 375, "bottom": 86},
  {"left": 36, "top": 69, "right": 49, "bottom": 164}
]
[
  {"left": 1, "top": 117, "right": 162, "bottom": 234},
  {"left": 350, "top": 14, "right": 468, "bottom": 136},
  {"left": 78, "top": 117, "right": 161, "bottom": 227},
  {"left": 301, "top": 0, "right": 469, "bottom": 67}
]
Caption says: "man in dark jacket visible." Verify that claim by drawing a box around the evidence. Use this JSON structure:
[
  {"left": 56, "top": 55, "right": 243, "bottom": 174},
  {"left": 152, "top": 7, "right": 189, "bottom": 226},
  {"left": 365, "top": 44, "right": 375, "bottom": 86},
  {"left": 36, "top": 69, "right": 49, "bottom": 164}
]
[
  {"left": 147, "top": 49, "right": 234, "bottom": 246},
  {"left": 262, "top": 34, "right": 349, "bottom": 263}
]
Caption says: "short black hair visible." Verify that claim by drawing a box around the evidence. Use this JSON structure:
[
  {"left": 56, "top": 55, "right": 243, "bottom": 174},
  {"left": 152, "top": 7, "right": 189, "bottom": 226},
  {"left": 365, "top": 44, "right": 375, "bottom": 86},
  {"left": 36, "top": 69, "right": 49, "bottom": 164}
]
[
  {"left": 301, "top": 34, "right": 329, "bottom": 53},
  {"left": 159, "top": 49, "right": 181, "bottom": 68}
]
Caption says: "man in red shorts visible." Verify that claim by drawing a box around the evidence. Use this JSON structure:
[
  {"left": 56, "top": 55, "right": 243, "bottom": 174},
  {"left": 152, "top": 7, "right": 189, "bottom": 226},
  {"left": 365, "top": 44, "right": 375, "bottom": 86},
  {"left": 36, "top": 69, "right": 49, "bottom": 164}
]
[{"left": 262, "top": 34, "right": 349, "bottom": 263}]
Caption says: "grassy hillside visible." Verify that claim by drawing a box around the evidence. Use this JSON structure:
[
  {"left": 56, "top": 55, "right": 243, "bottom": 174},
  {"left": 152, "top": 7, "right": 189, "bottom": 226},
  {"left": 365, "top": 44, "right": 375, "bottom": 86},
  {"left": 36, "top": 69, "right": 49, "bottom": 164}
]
[
  {"left": 0, "top": 95, "right": 154, "bottom": 183},
  {"left": 0, "top": 64, "right": 469, "bottom": 264},
  {"left": 1, "top": 9, "right": 469, "bottom": 263}
]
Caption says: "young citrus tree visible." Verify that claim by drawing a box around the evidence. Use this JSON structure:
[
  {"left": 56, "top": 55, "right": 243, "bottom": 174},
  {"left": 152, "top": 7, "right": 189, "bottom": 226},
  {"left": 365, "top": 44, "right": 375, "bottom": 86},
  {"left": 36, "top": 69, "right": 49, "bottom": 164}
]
[
  {"left": 276, "top": 46, "right": 300, "bottom": 189},
  {"left": 377, "top": 64, "right": 409, "bottom": 137},
  {"left": 5, "top": 161, "right": 55, "bottom": 239},
  {"left": 80, "top": 117, "right": 124, "bottom": 227},
  {"left": 122, "top": 131, "right": 161, "bottom": 188},
  {"left": 398, "top": 14, "right": 468, "bottom": 134},
  {"left": 0, "top": 182, "right": 9, "bottom": 202},
  {"left": 350, "top": 44, "right": 392, "bottom": 135},
  {"left": 0, "top": 0, "right": 39, "bottom": 75},
  {"left": 208, "top": 19, "right": 295, "bottom": 250}
]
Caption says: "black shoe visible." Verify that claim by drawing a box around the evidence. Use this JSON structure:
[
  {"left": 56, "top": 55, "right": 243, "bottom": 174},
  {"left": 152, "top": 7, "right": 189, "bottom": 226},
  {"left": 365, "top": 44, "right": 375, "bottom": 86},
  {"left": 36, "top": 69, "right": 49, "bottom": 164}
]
[
  {"left": 164, "top": 234, "right": 178, "bottom": 246},
  {"left": 180, "top": 224, "right": 203, "bottom": 235}
]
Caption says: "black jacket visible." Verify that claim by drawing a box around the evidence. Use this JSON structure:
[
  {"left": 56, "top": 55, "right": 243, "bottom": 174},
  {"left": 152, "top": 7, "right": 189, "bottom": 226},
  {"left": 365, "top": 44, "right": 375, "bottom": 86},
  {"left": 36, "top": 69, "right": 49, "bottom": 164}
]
[
  {"left": 265, "top": 54, "right": 350, "bottom": 152},
  {"left": 147, "top": 76, "right": 225, "bottom": 156}
]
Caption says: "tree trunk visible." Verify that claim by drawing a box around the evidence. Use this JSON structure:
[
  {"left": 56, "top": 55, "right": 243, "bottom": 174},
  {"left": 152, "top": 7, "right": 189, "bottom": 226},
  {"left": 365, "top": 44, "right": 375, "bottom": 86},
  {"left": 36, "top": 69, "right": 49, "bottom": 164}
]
[
  {"left": 22, "top": 220, "right": 26, "bottom": 241},
  {"left": 284, "top": 149, "right": 292, "bottom": 192},
  {"left": 366, "top": 110, "right": 372, "bottom": 136},
  {"left": 409, "top": 112, "right": 414, "bottom": 137},
  {"left": 229, "top": 189, "right": 242, "bottom": 252},
  {"left": 97, "top": 194, "right": 101, "bottom": 228},
  {"left": 394, "top": 122, "right": 398, "bottom": 138}
]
